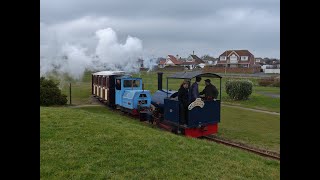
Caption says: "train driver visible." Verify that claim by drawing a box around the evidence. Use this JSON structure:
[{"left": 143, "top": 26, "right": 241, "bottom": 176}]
[{"left": 116, "top": 79, "right": 121, "bottom": 90}]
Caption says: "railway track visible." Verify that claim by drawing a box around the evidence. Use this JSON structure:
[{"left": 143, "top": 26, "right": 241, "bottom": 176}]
[{"left": 202, "top": 135, "right": 280, "bottom": 161}]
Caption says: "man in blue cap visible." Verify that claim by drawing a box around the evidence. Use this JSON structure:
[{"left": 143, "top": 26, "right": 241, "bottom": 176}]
[{"left": 199, "top": 79, "right": 219, "bottom": 100}]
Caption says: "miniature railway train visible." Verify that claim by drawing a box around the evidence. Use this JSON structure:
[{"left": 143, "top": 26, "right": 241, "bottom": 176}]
[{"left": 91, "top": 70, "right": 222, "bottom": 138}]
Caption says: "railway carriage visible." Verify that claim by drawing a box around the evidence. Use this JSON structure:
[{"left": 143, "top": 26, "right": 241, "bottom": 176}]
[{"left": 92, "top": 71, "right": 126, "bottom": 106}]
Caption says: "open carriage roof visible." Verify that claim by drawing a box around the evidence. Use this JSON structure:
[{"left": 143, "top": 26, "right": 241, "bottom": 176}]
[{"left": 167, "top": 71, "right": 222, "bottom": 79}]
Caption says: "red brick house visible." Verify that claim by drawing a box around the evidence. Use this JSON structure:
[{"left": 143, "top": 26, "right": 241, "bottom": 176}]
[{"left": 217, "top": 50, "right": 257, "bottom": 68}]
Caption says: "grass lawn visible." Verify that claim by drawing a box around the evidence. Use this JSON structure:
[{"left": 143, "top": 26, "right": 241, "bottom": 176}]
[
  {"left": 41, "top": 106, "right": 280, "bottom": 179},
  {"left": 59, "top": 71, "right": 279, "bottom": 112},
  {"left": 136, "top": 71, "right": 280, "bottom": 112},
  {"left": 218, "top": 106, "right": 280, "bottom": 152}
]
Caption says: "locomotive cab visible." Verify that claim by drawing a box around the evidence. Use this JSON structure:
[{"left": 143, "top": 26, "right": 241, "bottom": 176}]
[
  {"left": 115, "top": 77, "right": 152, "bottom": 115},
  {"left": 115, "top": 77, "right": 143, "bottom": 105},
  {"left": 156, "top": 71, "right": 222, "bottom": 138}
]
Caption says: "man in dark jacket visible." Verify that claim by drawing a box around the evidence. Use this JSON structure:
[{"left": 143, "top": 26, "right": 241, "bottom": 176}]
[
  {"left": 199, "top": 79, "right": 219, "bottom": 100},
  {"left": 178, "top": 81, "right": 189, "bottom": 125},
  {"left": 190, "top": 76, "right": 201, "bottom": 102},
  {"left": 116, "top": 79, "right": 121, "bottom": 90}
]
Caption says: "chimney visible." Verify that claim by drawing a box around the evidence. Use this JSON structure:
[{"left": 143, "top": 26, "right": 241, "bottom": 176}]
[
  {"left": 157, "top": 72, "right": 163, "bottom": 90},
  {"left": 193, "top": 51, "right": 194, "bottom": 55}
]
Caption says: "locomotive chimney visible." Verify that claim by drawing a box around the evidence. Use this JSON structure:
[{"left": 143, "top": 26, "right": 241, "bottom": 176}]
[{"left": 157, "top": 72, "right": 163, "bottom": 90}]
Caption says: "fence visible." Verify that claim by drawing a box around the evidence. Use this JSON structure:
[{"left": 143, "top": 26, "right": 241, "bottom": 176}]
[{"left": 203, "top": 67, "right": 261, "bottom": 74}]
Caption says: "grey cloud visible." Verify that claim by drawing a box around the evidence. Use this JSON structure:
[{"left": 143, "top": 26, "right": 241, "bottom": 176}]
[{"left": 41, "top": 0, "right": 279, "bottom": 58}]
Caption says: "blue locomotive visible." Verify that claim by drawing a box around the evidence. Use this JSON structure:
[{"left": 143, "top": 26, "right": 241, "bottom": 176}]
[
  {"left": 91, "top": 71, "right": 151, "bottom": 115},
  {"left": 92, "top": 70, "right": 222, "bottom": 138},
  {"left": 115, "top": 76, "right": 151, "bottom": 115}
]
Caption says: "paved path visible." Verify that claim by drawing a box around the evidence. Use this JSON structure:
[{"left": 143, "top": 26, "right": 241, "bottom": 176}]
[
  {"left": 256, "top": 92, "right": 280, "bottom": 98},
  {"left": 68, "top": 104, "right": 103, "bottom": 108},
  {"left": 222, "top": 103, "right": 280, "bottom": 115}
]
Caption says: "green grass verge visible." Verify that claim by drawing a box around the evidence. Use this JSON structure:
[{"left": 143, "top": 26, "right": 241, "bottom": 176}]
[
  {"left": 41, "top": 106, "right": 280, "bottom": 179},
  {"left": 218, "top": 106, "right": 280, "bottom": 152}
]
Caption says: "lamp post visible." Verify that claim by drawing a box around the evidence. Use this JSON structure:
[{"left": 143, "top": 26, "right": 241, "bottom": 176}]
[
  {"left": 224, "top": 51, "right": 227, "bottom": 74},
  {"left": 69, "top": 83, "right": 72, "bottom": 105}
]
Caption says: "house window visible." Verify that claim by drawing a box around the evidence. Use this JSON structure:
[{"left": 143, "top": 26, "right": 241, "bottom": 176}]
[
  {"left": 241, "top": 56, "right": 248, "bottom": 61},
  {"left": 220, "top": 56, "right": 226, "bottom": 61},
  {"left": 230, "top": 56, "right": 237, "bottom": 61},
  {"left": 230, "top": 55, "right": 238, "bottom": 63}
]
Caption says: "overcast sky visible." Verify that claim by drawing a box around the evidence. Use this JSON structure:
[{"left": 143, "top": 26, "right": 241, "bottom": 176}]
[{"left": 40, "top": 0, "right": 280, "bottom": 59}]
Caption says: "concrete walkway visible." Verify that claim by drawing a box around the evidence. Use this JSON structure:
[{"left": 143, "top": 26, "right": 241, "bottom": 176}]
[
  {"left": 68, "top": 104, "right": 103, "bottom": 108},
  {"left": 256, "top": 92, "right": 280, "bottom": 98},
  {"left": 222, "top": 103, "right": 280, "bottom": 115}
]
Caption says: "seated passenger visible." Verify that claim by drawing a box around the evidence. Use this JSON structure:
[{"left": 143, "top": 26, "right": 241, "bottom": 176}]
[{"left": 132, "top": 80, "right": 139, "bottom": 87}]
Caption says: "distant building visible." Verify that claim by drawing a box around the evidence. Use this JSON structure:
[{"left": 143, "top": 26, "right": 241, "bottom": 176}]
[
  {"left": 158, "top": 54, "right": 207, "bottom": 69},
  {"left": 217, "top": 50, "right": 258, "bottom": 68},
  {"left": 158, "top": 55, "right": 182, "bottom": 68},
  {"left": 255, "top": 57, "right": 265, "bottom": 64}
]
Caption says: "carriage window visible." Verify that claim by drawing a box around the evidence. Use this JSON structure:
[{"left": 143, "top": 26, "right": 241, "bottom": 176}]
[
  {"left": 103, "top": 77, "right": 106, "bottom": 86},
  {"left": 123, "top": 80, "right": 140, "bottom": 87},
  {"left": 132, "top": 80, "right": 140, "bottom": 87}
]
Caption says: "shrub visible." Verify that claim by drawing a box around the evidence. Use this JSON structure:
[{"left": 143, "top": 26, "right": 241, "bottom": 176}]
[
  {"left": 258, "top": 77, "right": 280, "bottom": 87},
  {"left": 225, "top": 79, "right": 253, "bottom": 100},
  {"left": 272, "top": 80, "right": 280, "bottom": 87},
  {"left": 258, "top": 79, "right": 274, "bottom": 86},
  {"left": 40, "top": 77, "right": 68, "bottom": 106}
]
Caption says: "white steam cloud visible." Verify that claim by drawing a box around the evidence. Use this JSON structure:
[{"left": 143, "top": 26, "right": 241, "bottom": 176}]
[{"left": 40, "top": 17, "right": 155, "bottom": 80}]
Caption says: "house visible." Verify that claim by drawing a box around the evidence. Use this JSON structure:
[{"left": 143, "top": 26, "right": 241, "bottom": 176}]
[
  {"left": 158, "top": 55, "right": 182, "bottom": 68},
  {"left": 217, "top": 50, "right": 257, "bottom": 68},
  {"left": 158, "top": 59, "right": 166, "bottom": 68},
  {"left": 261, "top": 64, "right": 280, "bottom": 74},
  {"left": 255, "top": 57, "right": 265, "bottom": 64},
  {"left": 157, "top": 54, "right": 207, "bottom": 69},
  {"left": 189, "top": 55, "right": 205, "bottom": 64},
  {"left": 180, "top": 61, "right": 197, "bottom": 70},
  {"left": 180, "top": 55, "right": 206, "bottom": 69}
]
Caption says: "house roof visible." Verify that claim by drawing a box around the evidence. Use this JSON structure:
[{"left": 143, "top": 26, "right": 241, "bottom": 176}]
[
  {"left": 168, "top": 55, "right": 182, "bottom": 64},
  {"left": 181, "top": 61, "right": 197, "bottom": 65},
  {"left": 217, "top": 62, "right": 252, "bottom": 64},
  {"left": 190, "top": 55, "right": 205, "bottom": 64},
  {"left": 219, "top": 50, "right": 253, "bottom": 57}
]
